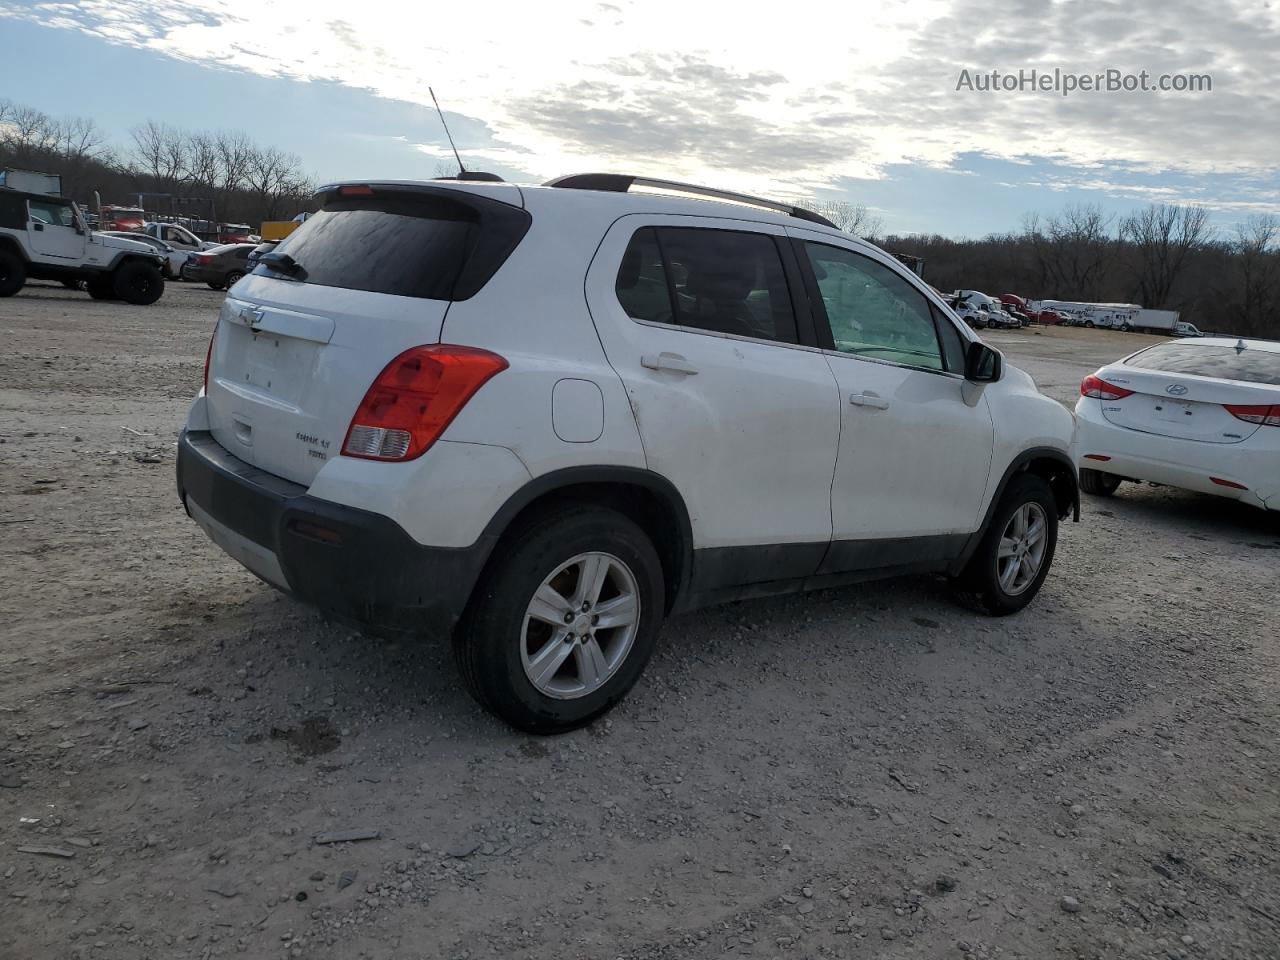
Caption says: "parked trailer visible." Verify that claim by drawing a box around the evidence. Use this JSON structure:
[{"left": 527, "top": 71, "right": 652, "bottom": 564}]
[
  {"left": 1033, "top": 300, "right": 1141, "bottom": 329},
  {"left": 0, "top": 169, "right": 62, "bottom": 196}
]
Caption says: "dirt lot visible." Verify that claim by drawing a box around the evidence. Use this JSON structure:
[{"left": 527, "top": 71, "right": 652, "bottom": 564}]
[{"left": 2, "top": 282, "right": 1278, "bottom": 960}]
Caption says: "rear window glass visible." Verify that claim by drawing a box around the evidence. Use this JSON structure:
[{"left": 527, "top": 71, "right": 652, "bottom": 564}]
[
  {"left": 255, "top": 191, "right": 530, "bottom": 301},
  {"left": 1124, "top": 342, "right": 1280, "bottom": 385}
]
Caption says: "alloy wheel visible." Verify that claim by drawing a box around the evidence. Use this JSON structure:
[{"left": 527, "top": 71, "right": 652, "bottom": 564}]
[
  {"left": 520, "top": 552, "right": 640, "bottom": 700},
  {"left": 997, "top": 502, "right": 1048, "bottom": 596}
]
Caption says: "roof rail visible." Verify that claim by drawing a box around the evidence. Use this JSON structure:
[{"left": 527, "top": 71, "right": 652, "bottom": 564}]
[{"left": 544, "top": 173, "right": 839, "bottom": 230}]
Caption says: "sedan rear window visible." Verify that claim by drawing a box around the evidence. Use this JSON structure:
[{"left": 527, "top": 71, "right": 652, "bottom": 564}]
[
  {"left": 255, "top": 190, "right": 530, "bottom": 301},
  {"left": 1125, "top": 342, "right": 1280, "bottom": 385}
]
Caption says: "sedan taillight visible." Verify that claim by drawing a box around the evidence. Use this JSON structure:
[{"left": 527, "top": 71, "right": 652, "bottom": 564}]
[
  {"left": 1080, "top": 375, "right": 1134, "bottom": 400},
  {"left": 1224, "top": 403, "right": 1280, "bottom": 427}
]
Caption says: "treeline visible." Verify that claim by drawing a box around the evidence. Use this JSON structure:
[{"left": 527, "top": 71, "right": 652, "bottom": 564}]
[
  {"left": 0, "top": 99, "right": 314, "bottom": 227},
  {"left": 885, "top": 203, "right": 1280, "bottom": 338}
]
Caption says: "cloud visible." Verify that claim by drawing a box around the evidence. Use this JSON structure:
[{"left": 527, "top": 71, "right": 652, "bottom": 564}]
[{"left": 1, "top": 0, "right": 1276, "bottom": 213}]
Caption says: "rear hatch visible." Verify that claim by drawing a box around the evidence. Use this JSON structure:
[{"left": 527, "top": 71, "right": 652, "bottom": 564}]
[
  {"left": 1097, "top": 340, "right": 1280, "bottom": 444},
  {"left": 204, "top": 182, "right": 529, "bottom": 486}
]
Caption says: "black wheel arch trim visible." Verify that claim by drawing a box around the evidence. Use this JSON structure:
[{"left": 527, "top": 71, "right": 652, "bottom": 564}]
[
  {"left": 949, "top": 446, "right": 1078, "bottom": 576},
  {"left": 476, "top": 465, "right": 695, "bottom": 608},
  {"left": 0, "top": 235, "right": 29, "bottom": 262}
]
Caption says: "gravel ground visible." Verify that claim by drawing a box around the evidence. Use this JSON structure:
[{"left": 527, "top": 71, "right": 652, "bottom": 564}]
[{"left": 2, "top": 281, "right": 1278, "bottom": 960}]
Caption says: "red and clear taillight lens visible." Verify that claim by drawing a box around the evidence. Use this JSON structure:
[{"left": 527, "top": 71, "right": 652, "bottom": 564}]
[
  {"left": 203, "top": 326, "right": 217, "bottom": 393},
  {"left": 1080, "top": 375, "right": 1134, "bottom": 400},
  {"left": 342, "top": 345, "right": 507, "bottom": 462},
  {"left": 1224, "top": 403, "right": 1280, "bottom": 427}
]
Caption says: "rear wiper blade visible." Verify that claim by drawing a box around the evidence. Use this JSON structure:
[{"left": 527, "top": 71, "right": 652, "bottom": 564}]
[{"left": 259, "top": 251, "right": 306, "bottom": 280}]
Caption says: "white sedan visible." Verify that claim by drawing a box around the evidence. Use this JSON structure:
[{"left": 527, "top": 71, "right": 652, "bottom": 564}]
[{"left": 1075, "top": 337, "right": 1280, "bottom": 510}]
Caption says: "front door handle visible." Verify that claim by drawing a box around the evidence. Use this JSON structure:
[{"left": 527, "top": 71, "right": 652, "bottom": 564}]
[
  {"left": 849, "top": 392, "right": 890, "bottom": 410},
  {"left": 641, "top": 352, "right": 699, "bottom": 375}
]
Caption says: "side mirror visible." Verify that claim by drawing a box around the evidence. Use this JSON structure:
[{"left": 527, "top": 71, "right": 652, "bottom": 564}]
[{"left": 964, "top": 340, "right": 1002, "bottom": 383}]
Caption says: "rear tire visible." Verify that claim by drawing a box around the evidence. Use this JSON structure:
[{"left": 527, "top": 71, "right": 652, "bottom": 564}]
[
  {"left": 0, "top": 249, "right": 25, "bottom": 297},
  {"left": 955, "top": 473, "right": 1058, "bottom": 616},
  {"left": 207, "top": 281, "right": 226, "bottom": 291},
  {"left": 454, "top": 506, "right": 664, "bottom": 734},
  {"left": 225, "top": 270, "right": 244, "bottom": 287},
  {"left": 113, "top": 261, "right": 164, "bottom": 305},
  {"left": 1080, "top": 468, "right": 1121, "bottom": 496}
]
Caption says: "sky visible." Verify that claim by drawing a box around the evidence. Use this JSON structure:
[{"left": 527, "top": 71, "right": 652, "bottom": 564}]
[{"left": 1, "top": 0, "right": 1278, "bottom": 237}]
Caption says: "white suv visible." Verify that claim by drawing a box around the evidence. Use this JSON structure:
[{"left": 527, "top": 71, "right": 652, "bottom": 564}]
[{"left": 178, "top": 174, "right": 1078, "bottom": 732}]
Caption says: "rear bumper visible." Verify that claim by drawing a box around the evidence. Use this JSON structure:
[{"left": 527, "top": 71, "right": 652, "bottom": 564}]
[
  {"left": 1074, "top": 400, "right": 1275, "bottom": 509},
  {"left": 184, "top": 265, "right": 226, "bottom": 284},
  {"left": 176, "top": 430, "right": 493, "bottom": 637}
]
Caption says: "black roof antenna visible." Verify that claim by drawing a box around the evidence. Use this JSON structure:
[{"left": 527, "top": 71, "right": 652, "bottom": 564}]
[{"left": 429, "top": 88, "right": 504, "bottom": 183}]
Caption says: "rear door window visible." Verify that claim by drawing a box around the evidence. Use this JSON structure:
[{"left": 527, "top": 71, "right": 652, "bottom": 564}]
[
  {"left": 614, "top": 227, "right": 798, "bottom": 344},
  {"left": 256, "top": 190, "right": 530, "bottom": 301},
  {"left": 1124, "top": 343, "right": 1280, "bottom": 385}
]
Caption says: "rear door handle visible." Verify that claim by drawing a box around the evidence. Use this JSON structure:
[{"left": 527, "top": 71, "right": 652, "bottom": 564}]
[
  {"left": 849, "top": 392, "right": 889, "bottom": 410},
  {"left": 641, "top": 352, "right": 699, "bottom": 375}
]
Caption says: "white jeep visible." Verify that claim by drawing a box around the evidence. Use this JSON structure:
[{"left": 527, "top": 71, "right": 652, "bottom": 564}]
[
  {"left": 178, "top": 174, "right": 1078, "bottom": 733},
  {"left": 0, "top": 188, "right": 166, "bottom": 304}
]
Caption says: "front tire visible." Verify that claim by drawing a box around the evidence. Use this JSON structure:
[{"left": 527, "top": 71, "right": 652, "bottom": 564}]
[
  {"left": 956, "top": 473, "right": 1058, "bottom": 616},
  {"left": 1080, "top": 468, "right": 1121, "bottom": 496},
  {"left": 455, "top": 506, "right": 664, "bottom": 734},
  {"left": 113, "top": 261, "right": 164, "bottom": 305},
  {"left": 0, "top": 249, "right": 26, "bottom": 297}
]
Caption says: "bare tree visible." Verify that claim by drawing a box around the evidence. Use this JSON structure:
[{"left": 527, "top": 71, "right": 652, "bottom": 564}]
[
  {"left": 1022, "top": 204, "right": 1115, "bottom": 300},
  {"left": 1120, "top": 204, "right": 1212, "bottom": 308},
  {"left": 244, "top": 145, "right": 309, "bottom": 220},
  {"left": 214, "top": 130, "right": 253, "bottom": 194},
  {"left": 130, "top": 120, "right": 188, "bottom": 189},
  {"left": 1231, "top": 214, "right": 1280, "bottom": 336},
  {"left": 2, "top": 104, "right": 58, "bottom": 165},
  {"left": 796, "top": 199, "right": 884, "bottom": 239}
]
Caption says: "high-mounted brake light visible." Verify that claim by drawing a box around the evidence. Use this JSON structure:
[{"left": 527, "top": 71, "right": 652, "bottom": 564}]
[
  {"left": 1080, "top": 375, "right": 1134, "bottom": 400},
  {"left": 342, "top": 345, "right": 508, "bottom": 462},
  {"left": 339, "top": 185, "right": 374, "bottom": 196},
  {"left": 1224, "top": 403, "right": 1280, "bottom": 427}
]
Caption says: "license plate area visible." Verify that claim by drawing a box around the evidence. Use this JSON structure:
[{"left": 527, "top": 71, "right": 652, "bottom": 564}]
[
  {"left": 243, "top": 331, "right": 311, "bottom": 406},
  {"left": 1152, "top": 398, "right": 1193, "bottom": 422}
]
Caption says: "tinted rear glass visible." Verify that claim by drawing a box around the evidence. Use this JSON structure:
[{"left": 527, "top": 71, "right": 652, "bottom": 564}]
[
  {"left": 255, "top": 191, "right": 530, "bottom": 301},
  {"left": 1125, "top": 342, "right": 1280, "bottom": 385}
]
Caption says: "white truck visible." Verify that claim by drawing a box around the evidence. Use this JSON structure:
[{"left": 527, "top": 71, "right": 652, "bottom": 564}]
[{"left": 1124, "top": 309, "right": 1202, "bottom": 336}]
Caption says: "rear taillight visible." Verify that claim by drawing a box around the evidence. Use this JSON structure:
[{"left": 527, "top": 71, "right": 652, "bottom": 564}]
[
  {"left": 342, "top": 345, "right": 507, "bottom": 461},
  {"left": 1081, "top": 375, "right": 1134, "bottom": 400},
  {"left": 202, "top": 326, "right": 216, "bottom": 393},
  {"left": 1224, "top": 404, "right": 1280, "bottom": 427},
  {"left": 194, "top": 254, "right": 212, "bottom": 265}
]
